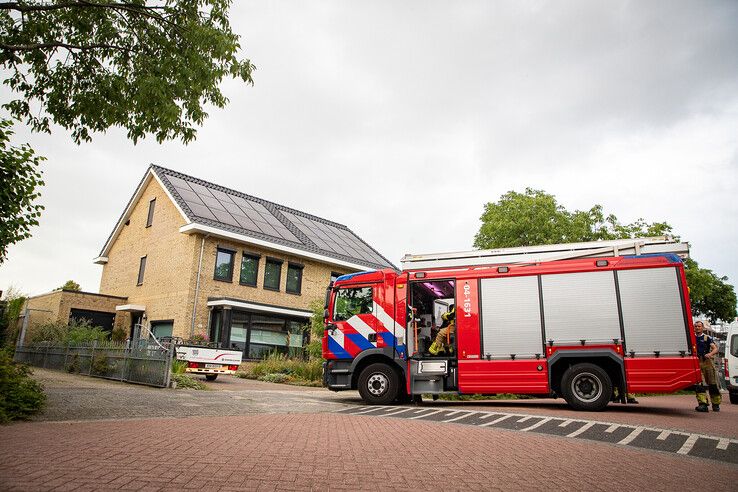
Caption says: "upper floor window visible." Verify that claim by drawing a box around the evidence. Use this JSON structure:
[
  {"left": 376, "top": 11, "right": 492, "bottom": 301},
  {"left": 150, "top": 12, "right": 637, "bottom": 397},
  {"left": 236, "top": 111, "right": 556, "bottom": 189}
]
[
  {"left": 137, "top": 256, "right": 147, "bottom": 285},
  {"left": 214, "top": 248, "right": 235, "bottom": 282},
  {"left": 333, "top": 286, "right": 373, "bottom": 321},
  {"left": 146, "top": 198, "right": 156, "bottom": 227},
  {"left": 286, "top": 263, "right": 304, "bottom": 294},
  {"left": 263, "top": 257, "right": 283, "bottom": 291},
  {"left": 240, "top": 253, "right": 260, "bottom": 286}
]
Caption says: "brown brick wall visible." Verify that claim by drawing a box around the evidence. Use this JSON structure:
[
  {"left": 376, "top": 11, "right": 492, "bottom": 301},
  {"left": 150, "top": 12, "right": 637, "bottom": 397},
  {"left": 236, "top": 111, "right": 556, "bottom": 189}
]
[{"left": 99, "top": 177, "right": 198, "bottom": 335}]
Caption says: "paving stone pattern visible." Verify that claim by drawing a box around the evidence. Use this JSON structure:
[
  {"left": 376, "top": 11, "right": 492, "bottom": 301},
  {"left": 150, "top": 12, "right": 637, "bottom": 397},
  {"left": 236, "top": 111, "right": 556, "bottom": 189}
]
[
  {"left": 1, "top": 414, "right": 738, "bottom": 491},
  {"left": 338, "top": 406, "right": 738, "bottom": 465}
]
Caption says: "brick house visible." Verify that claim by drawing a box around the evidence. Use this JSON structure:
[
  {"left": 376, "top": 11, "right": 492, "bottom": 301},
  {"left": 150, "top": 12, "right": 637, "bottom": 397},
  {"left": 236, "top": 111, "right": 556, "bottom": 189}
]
[{"left": 88, "top": 165, "right": 394, "bottom": 358}]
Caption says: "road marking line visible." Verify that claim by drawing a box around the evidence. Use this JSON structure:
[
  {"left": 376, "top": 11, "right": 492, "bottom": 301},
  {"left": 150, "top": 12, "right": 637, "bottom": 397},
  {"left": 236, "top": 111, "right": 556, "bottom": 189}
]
[
  {"left": 567, "top": 422, "right": 595, "bottom": 438},
  {"left": 409, "top": 410, "right": 443, "bottom": 420},
  {"left": 605, "top": 424, "right": 619, "bottom": 433},
  {"left": 717, "top": 438, "right": 729, "bottom": 450},
  {"left": 677, "top": 434, "right": 699, "bottom": 455},
  {"left": 479, "top": 413, "right": 498, "bottom": 419},
  {"left": 413, "top": 409, "right": 426, "bottom": 414},
  {"left": 618, "top": 427, "right": 644, "bottom": 445},
  {"left": 517, "top": 416, "right": 532, "bottom": 422},
  {"left": 442, "top": 411, "right": 477, "bottom": 423},
  {"left": 382, "top": 408, "right": 414, "bottom": 417},
  {"left": 351, "top": 407, "right": 386, "bottom": 415},
  {"left": 657, "top": 430, "right": 671, "bottom": 441},
  {"left": 480, "top": 415, "right": 512, "bottom": 427},
  {"left": 445, "top": 410, "right": 461, "bottom": 417},
  {"left": 558, "top": 419, "right": 574, "bottom": 427},
  {"left": 521, "top": 417, "right": 552, "bottom": 432}
]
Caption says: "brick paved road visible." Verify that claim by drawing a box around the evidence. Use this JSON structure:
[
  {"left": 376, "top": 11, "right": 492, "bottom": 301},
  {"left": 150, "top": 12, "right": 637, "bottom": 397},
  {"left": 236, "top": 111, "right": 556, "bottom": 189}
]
[
  {"left": 1, "top": 369, "right": 736, "bottom": 490},
  {"left": 1, "top": 414, "right": 737, "bottom": 491}
]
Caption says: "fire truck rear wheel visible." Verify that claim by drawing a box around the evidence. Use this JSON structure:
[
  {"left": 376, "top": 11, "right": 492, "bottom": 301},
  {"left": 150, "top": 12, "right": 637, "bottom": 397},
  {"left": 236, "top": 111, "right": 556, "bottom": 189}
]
[
  {"left": 561, "top": 363, "right": 612, "bottom": 411},
  {"left": 358, "top": 363, "right": 399, "bottom": 405}
]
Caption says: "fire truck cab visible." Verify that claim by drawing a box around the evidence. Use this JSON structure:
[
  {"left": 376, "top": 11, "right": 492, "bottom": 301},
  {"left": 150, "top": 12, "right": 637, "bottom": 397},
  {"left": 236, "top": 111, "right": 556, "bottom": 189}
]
[{"left": 322, "top": 237, "right": 701, "bottom": 411}]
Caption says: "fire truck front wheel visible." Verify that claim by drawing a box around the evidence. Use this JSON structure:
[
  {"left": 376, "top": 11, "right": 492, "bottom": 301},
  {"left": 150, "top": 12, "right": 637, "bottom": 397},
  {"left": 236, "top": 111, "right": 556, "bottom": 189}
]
[
  {"left": 561, "top": 363, "right": 612, "bottom": 411},
  {"left": 358, "top": 363, "right": 399, "bottom": 405}
]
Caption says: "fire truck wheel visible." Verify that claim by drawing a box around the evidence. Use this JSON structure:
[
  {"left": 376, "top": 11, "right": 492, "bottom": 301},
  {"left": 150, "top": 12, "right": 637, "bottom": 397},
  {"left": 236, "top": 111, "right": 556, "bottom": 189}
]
[
  {"left": 561, "top": 363, "right": 612, "bottom": 411},
  {"left": 205, "top": 374, "right": 218, "bottom": 381},
  {"left": 358, "top": 363, "right": 399, "bottom": 405}
]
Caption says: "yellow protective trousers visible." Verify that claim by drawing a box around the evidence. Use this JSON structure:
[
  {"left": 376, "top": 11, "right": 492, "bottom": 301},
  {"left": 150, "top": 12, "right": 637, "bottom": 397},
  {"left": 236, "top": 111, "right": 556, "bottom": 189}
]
[{"left": 695, "top": 358, "right": 722, "bottom": 406}]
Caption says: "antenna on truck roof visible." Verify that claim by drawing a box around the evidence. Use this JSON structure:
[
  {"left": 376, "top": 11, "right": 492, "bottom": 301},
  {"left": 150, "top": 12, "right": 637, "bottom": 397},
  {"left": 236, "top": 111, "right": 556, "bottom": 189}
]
[{"left": 400, "top": 236, "right": 689, "bottom": 270}]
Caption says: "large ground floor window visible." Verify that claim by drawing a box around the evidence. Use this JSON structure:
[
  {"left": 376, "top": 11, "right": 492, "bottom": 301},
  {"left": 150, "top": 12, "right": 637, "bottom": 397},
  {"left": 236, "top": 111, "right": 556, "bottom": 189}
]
[{"left": 210, "top": 308, "right": 307, "bottom": 359}]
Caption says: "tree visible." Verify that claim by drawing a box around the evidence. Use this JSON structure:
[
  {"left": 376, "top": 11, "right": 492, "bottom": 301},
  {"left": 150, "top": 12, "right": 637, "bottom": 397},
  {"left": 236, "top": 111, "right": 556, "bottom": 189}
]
[
  {"left": 0, "top": 118, "right": 45, "bottom": 263},
  {"left": 59, "top": 280, "right": 81, "bottom": 291},
  {"left": 0, "top": 1, "right": 254, "bottom": 256},
  {"left": 1, "top": 0, "right": 255, "bottom": 144},
  {"left": 474, "top": 188, "right": 737, "bottom": 322}
]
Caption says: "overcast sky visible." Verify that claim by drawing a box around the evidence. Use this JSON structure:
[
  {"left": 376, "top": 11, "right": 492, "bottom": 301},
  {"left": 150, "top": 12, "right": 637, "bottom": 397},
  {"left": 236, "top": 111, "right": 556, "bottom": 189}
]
[{"left": 1, "top": 0, "right": 737, "bottom": 302}]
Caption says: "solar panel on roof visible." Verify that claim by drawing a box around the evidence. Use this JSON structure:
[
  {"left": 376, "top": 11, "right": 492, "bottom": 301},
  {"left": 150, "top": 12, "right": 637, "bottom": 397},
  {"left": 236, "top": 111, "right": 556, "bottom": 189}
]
[
  {"left": 186, "top": 202, "right": 217, "bottom": 221},
  {"left": 174, "top": 187, "right": 205, "bottom": 205},
  {"left": 188, "top": 182, "right": 214, "bottom": 197},
  {"left": 166, "top": 175, "right": 192, "bottom": 189},
  {"left": 200, "top": 195, "right": 226, "bottom": 212}
]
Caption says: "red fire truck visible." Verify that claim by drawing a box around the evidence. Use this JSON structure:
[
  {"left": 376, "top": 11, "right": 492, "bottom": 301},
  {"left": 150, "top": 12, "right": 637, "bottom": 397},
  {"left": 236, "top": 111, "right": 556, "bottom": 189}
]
[{"left": 322, "top": 237, "right": 701, "bottom": 411}]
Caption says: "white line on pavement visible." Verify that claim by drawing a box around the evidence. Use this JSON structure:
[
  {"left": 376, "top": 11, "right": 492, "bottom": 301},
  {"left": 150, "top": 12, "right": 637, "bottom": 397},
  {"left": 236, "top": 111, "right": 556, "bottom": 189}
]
[
  {"left": 717, "top": 438, "right": 729, "bottom": 450},
  {"left": 521, "top": 417, "right": 552, "bottom": 432},
  {"left": 677, "top": 434, "right": 699, "bottom": 455},
  {"left": 409, "top": 410, "right": 443, "bottom": 420},
  {"left": 618, "top": 427, "right": 644, "bottom": 445},
  {"left": 558, "top": 419, "right": 574, "bottom": 427},
  {"left": 567, "top": 421, "right": 595, "bottom": 438},
  {"left": 382, "top": 408, "right": 414, "bottom": 417},
  {"left": 517, "top": 416, "right": 532, "bottom": 422},
  {"left": 480, "top": 415, "right": 512, "bottom": 427},
  {"left": 605, "top": 424, "right": 619, "bottom": 433},
  {"left": 656, "top": 430, "right": 671, "bottom": 441},
  {"left": 443, "top": 411, "right": 477, "bottom": 423}
]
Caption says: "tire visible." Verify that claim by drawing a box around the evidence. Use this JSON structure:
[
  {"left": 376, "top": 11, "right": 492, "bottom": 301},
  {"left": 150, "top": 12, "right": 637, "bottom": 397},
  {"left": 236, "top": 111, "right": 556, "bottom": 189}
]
[
  {"left": 205, "top": 374, "right": 218, "bottom": 381},
  {"left": 730, "top": 392, "right": 738, "bottom": 405},
  {"left": 358, "top": 363, "right": 399, "bottom": 405},
  {"left": 561, "top": 363, "right": 612, "bottom": 411}
]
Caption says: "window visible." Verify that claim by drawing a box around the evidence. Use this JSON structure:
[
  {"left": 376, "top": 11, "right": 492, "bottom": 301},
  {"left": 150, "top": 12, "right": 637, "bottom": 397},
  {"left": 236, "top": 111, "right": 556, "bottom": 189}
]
[
  {"left": 263, "top": 257, "right": 283, "bottom": 291},
  {"left": 146, "top": 198, "right": 156, "bottom": 227},
  {"left": 239, "top": 253, "right": 260, "bottom": 286},
  {"left": 731, "top": 334, "right": 738, "bottom": 358},
  {"left": 150, "top": 321, "right": 173, "bottom": 339},
  {"left": 214, "top": 248, "right": 235, "bottom": 281},
  {"left": 137, "top": 256, "right": 147, "bottom": 285},
  {"left": 333, "top": 287, "right": 373, "bottom": 321},
  {"left": 286, "top": 263, "right": 304, "bottom": 294}
]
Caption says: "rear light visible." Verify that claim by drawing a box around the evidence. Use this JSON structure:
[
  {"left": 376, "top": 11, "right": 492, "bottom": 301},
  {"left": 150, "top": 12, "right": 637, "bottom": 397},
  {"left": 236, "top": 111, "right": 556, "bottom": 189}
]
[
  {"left": 188, "top": 362, "right": 199, "bottom": 368},
  {"left": 228, "top": 365, "right": 239, "bottom": 371}
]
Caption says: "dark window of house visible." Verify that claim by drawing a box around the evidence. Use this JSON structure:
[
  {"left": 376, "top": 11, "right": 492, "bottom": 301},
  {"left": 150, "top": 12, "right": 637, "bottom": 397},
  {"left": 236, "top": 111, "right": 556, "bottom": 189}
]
[
  {"left": 263, "top": 258, "right": 283, "bottom": 291},
  {"left": 150, "top": 320, "right": 174, "bottom": 339},
  {"left": 146, "top": 198, "right": 156, "bottom": 227},
  {"left": 240, "top": 253, "right": 260, "bottom": 286},
  {"left": 214, "top": 248, "right": 235, "bottom": 281},
  {"left": 137, "top": 256, "right": 147, "bottom": 285},
  {"left": 286, "top": 263, "right": 304, "bottom": 294}
]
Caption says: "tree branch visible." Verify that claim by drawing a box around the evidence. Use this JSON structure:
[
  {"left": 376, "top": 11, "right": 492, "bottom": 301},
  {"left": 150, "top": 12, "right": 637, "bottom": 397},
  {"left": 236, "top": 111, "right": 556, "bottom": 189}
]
[{"left": 1, "top": 41, "right": 134, "bottom": 52}]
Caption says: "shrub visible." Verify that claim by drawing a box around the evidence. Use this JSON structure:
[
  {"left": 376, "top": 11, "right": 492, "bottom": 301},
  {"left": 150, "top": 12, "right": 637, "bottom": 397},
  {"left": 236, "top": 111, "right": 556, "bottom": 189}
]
[
  {"left": 111, "top": 325, "right": 127, "bottom": 342},
  {"left": 171, "top": 359, "right": 188, "bottom": 375},
  {"left": 171, "top": 373, "right": 206, "bottom": 390},
  {"left": 29, "top": 318, "right": 108, "bottom": 345},
  {"left": 0, "top": 348, "right": 46, "bottom": 423},
  {"left": 259, "top": 373, "right": 290, "bottom": 384},
  {"left": 90, "top": 354, "right": 111, "bottom": 375},
  {"left": 244, "top": 352, "right": 323, "bottom": 385}
]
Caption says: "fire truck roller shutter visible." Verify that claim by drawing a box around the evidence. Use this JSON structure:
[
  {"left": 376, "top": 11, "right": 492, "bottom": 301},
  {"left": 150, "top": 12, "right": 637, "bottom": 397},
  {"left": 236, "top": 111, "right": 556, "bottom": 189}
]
[
  {"left": 480, "top": 276, "right": 543, "bottom": 359},
  {"left": 617, "top": 267, "right": 688, "bottom": 356},
  {"left": 541, "top": 271, "right": 621, "bottom": 345}
]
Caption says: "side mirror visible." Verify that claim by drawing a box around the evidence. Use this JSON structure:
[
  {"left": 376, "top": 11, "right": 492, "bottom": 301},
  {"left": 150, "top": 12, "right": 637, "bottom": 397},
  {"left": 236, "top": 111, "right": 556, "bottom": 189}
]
[{"left": 323, "top": 308, "right": 329, "bottom": 320}]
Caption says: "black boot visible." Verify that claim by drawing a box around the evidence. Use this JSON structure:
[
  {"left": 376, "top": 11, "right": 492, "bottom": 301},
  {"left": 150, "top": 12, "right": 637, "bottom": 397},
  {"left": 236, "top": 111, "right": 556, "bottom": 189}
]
[
  {"left": 712, "top": 404, "right": 720, "bottom": 412},
  {"left": 695, "top": 403, "right": 709, "bottom": 412}
]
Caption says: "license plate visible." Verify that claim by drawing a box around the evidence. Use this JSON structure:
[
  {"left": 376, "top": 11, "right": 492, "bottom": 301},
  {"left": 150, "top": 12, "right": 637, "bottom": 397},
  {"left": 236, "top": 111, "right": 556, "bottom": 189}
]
[{"left": 205, "top": 364, "right": 222, "bottom": 369}]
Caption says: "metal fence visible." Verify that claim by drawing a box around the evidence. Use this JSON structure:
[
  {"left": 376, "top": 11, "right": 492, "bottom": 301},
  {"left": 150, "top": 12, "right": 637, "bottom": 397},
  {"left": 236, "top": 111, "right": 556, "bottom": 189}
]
[{"left": 14, "top": 340, "right": 174, "bottom": 388}]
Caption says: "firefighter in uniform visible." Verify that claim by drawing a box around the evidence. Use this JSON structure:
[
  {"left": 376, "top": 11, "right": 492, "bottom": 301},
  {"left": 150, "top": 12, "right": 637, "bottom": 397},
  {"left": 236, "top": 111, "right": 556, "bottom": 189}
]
[
  {"left": 694, "top": 320, "right": 721, "bottom": 412},
  {"left": 429, "top": 306, "right": 455, "bottom": 355}
]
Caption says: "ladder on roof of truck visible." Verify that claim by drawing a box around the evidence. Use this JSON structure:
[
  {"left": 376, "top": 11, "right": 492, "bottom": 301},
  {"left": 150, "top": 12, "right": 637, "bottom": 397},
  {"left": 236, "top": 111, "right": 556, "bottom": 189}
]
[{"left": 400, "top": 236, "right": 690, "bottom": 270}]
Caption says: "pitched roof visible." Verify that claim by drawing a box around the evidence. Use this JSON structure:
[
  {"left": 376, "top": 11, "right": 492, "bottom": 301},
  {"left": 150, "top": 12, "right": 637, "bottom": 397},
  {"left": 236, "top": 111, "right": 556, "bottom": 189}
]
[{"left": 98, "top": 165, "right": 395, "bottom": 271}]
